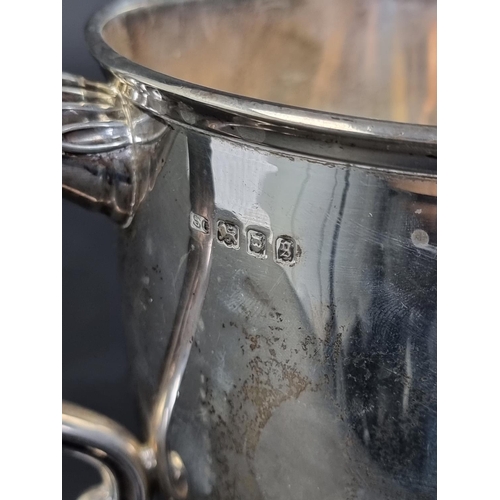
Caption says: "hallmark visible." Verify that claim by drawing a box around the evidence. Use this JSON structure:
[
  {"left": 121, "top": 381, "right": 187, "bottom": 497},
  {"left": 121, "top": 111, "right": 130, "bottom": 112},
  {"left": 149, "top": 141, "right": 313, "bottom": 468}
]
[
  {"left": 247, "top": 229, "right": 267, "bottom": 259},
  {"left": 190, "top": 212, "right": 209, "bottom": 234},
  {"left": 217, "top": 220, "right": 240, "bottom": 249},
  {"left": 275, "top": 236, "right": 297, "bottom": 265}
]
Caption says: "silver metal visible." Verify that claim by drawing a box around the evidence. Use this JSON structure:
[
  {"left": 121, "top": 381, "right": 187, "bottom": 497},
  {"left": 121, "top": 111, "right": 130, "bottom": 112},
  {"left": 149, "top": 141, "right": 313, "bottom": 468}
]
[
  {"left": 62, "top": 73, "right": 176, "bottom": 224},
  {"left": 62, "top": 402, "right": 150, "bottom": 500},
  {"left": 121, "top": 129, "right": 437, "bottom": 500},
  {"left": 70, "top": 453, "right": 119, "bottom": 500},
  {"left": 146, "top": 147, "right": 215, "bottom": 499},
  {"left": 63, "top": 0, "right": 437, "bottom": 499}
]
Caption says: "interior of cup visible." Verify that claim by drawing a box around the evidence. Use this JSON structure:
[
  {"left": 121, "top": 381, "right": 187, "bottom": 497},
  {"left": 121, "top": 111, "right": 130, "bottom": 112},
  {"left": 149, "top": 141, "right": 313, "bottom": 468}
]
[{"left": 103, "top": 0, "right": 436, "bottom": 126}]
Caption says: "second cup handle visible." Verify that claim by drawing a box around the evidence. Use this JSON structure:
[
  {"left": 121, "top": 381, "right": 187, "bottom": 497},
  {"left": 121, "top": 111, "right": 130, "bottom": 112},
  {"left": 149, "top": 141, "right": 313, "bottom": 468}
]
[{"left": 62, "top": 73, "right": 181, "bottom": 500}]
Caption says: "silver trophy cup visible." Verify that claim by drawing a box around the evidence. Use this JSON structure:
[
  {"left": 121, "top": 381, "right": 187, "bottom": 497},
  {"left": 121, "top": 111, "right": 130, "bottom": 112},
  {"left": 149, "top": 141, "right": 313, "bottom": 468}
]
[{"left": 62, "top": 0, "right": 437, "bottom": 499}]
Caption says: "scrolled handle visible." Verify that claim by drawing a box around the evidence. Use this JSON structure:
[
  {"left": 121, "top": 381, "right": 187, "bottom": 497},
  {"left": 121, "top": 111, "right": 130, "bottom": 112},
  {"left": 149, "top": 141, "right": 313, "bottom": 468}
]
[
  {"left": 62, "top": 73, "right": 174, "bottom": 225},
  {"left": 62, "top": 73, "right": 131, "bottom": 153},
  {"left": 62, "top": 74, "right": 188, "bottom": 500},
  {"left": 62, "top": 402, "right": 152, "bottom": 500}
]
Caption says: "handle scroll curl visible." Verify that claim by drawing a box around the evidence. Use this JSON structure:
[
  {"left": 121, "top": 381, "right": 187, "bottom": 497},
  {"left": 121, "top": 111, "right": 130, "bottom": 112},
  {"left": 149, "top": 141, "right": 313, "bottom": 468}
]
[
  {"left": 62, "top": 73, "right": 200, "bottom": 500},
  {"left": 62, "top": 73, "right": 174, "bottom": 225},
  {"left": 62, "top": 402, "right": 151, "bottom": 500},
  {"left": 62, "top": 74, "right": 183, "bottom": 500}
]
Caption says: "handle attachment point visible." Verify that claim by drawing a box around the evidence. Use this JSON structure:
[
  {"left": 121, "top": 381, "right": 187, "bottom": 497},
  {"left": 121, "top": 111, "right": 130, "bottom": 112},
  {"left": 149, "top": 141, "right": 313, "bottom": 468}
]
[{"left": 62, "top": 73, "right": 174, "bottom": 225}]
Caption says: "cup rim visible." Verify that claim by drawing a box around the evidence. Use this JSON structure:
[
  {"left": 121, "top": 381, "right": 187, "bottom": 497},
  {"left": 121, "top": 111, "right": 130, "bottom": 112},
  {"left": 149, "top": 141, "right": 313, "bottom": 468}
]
[{"left": 85, "top": 0, "right": 437, "bottom": 173}]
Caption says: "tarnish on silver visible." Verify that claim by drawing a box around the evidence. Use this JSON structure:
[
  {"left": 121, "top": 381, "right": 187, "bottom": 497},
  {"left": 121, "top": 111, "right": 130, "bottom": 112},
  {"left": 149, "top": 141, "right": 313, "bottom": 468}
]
[
  {"left": 62, "top": 73, "right": 176, "bottom": 225},
  {"left": 63, "top": 0, "right": 437, "bottom": 499}
]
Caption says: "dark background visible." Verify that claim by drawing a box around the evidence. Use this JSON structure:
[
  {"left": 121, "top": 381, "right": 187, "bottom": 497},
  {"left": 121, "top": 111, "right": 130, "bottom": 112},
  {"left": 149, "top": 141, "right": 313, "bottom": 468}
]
[{"left": 63, "top": 0, "right": 141, "bottom": 498}]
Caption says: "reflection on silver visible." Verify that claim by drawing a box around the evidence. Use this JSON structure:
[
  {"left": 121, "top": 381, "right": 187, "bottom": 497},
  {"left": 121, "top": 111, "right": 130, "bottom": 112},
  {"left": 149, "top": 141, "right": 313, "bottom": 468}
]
[
  {"left": 71, "top": 453, "right": 118, "bottom": 500},
  {"left": 62, "top": 402, "right": 149, "bottom": 500},
  {"left": 102, "top": 0, "right": 437, "bottom": 127},
  {"left": 119, "top": 133, "right": 437, "bottom": 500},
  {"left": 63, "top": 0, "right": 437, "bottom": 499},
  {"left": 144, "top": 130, "right": 215, "bottom": 500},
  {"left": 62, "top": 73, "right": 175, "bottom": 225}
]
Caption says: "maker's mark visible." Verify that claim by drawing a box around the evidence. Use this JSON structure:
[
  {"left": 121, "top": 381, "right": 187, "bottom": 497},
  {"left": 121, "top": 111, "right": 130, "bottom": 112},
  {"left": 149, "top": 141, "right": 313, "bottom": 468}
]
[{"left": 190, "top": 212, "right": 210, "bottom": 234}]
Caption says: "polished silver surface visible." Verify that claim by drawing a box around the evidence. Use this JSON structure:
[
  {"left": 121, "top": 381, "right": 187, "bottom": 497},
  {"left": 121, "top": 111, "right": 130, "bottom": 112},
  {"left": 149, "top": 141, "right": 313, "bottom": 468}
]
[
  {"left": 70, "top": 453, "right": 119, "bottom": 500},
  {"left": 121, "top": 130, "right": 436, "bottom": 500},
  {"left": 62, "top": 73, "right": 176, "bottom": 224},
  {"left": 146, "top": 135, "right": 215, "bottom": 499},
  {"left": 102, "top": 0, "right": 436, "bottom": 126},
  {"left": 62, "top": 0, "right": 437, "bottom": 498},
  {"left": 62, "top": 402, "right": 150, "bottom": 500},
  {"left": 89, "top": 0, "right": 437, "bottom": 140}
]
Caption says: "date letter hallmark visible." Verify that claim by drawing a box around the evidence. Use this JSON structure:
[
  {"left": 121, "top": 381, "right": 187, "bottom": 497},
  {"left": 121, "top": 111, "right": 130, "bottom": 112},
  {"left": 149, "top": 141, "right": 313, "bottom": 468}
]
[
  {"left": 247, "top": 229, "right": 267, "bottom": 259},
  {"left": 217, "top": 221, "right": 240, "bottom": 249},
  {"left": 190, "top": 212, "right": 209, "bottom": 234},
  {"left": 275, "top": 236, "right": 297, "bottom": 265}
]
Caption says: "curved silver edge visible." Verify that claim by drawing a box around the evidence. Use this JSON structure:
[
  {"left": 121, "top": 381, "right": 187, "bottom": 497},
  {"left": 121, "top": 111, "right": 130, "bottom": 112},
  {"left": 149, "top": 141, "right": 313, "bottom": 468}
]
[
  {"left": 62, "top": 402, "right": 151, "bottom": 500},
  {"left": 64, "top": 2, "right": 437, "bottom": 498},
  {"left": 115, "top": 80, "right": 437, "bottom": 176},
  {"left": 62, "top": 223, "right": 212, "bottom": 500},
  {"left": 84, "top": 0, "right": 437, "bottom": 173},
  {"left": 62, "top": 121, "right": 214, "bottom": 500},
  {"left": 62, "top": 72, "right": 176, "bottom": 225},
  {"left": 67, "top": 452, "right": 120, "bottom": 500},
  {"left": 147, "top": 134, "right": 215, "bottom": 499},
  {"left": 62, "top": 230, "right": 213, "bottom": 500},
  {"left": 146, "top": 233, "right": 213, "bottom": 499}
]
